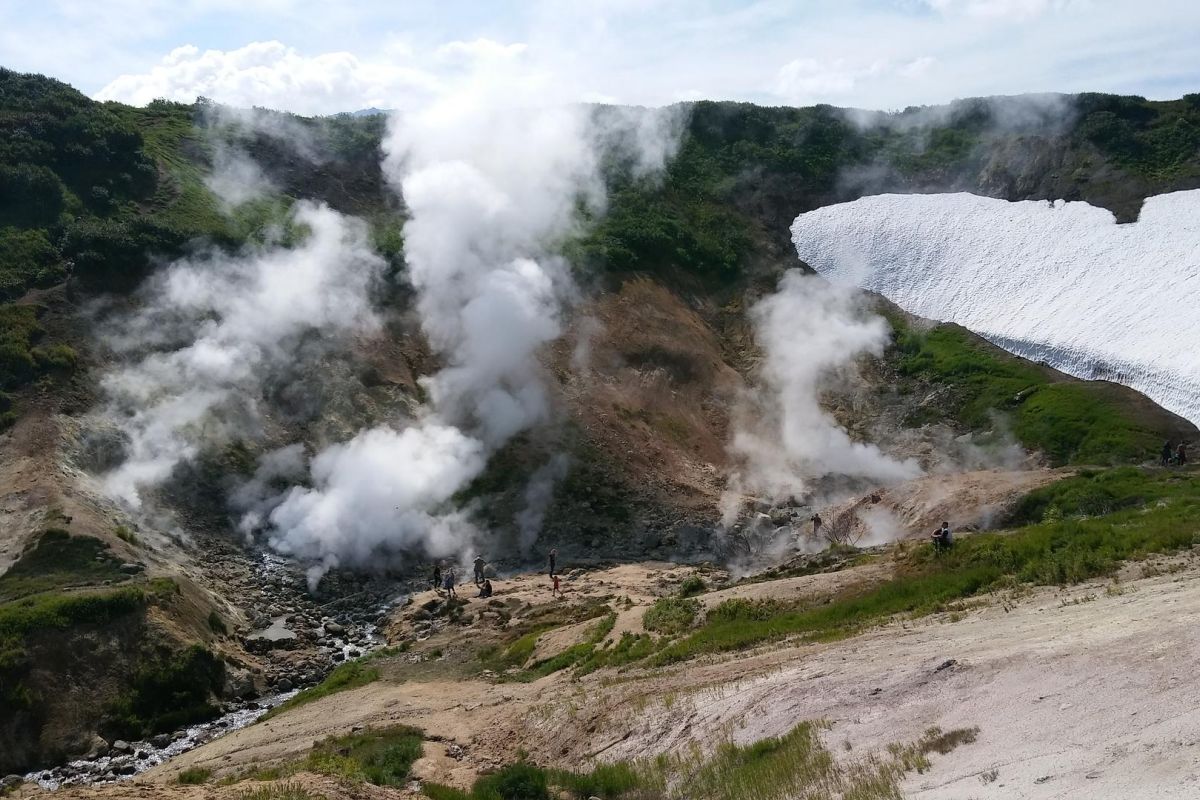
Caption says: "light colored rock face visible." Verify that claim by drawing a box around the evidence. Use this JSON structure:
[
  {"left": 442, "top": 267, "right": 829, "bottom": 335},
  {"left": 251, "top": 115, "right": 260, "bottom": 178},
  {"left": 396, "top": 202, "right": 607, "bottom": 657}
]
[{"left": 790, "top": 190, "right": 1200, "bottom": 425}]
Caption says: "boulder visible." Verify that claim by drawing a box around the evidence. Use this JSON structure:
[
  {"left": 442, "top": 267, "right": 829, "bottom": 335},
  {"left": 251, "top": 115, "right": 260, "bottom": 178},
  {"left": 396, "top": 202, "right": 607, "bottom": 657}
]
[
  {"left": 275, "top": 677, "right": 294, "bottom": 693},
  {"left": 85, "top": 734, "right": 110, "bottom": 758},
  {"left": 323, "top": 621, "right": 346, "bottom": 635},
  {"left": 150, "top": 733, "right": 172, "bottom": 749},
  {"left": 111, "top": 740, "right": 132, "bottom": 754},
  {"left": 119, "top": 562, "right": 145, "bottom": 574}
]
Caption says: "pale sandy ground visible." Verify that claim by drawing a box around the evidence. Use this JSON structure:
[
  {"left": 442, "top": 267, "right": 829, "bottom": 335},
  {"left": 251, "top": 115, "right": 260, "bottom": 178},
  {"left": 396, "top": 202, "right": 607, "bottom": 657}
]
[{"left": 41, "top": 553, "right": 1200, "bottom": 800}]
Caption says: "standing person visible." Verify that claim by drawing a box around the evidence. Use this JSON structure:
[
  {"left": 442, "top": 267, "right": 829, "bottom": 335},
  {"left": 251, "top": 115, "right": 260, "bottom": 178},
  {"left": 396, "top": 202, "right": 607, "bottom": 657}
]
[
  {"left": 810, "top": 513, "right": 823, "bottom": 539},
  {"left": 473, "top": 555, "right": 486, "bottom": 586},
  {"left": 431, "top": 563, "right": 442, "bottom": 593},
  {"left": 443, "top": 567, "right": 457, "bottom": 599},
  {"left": 1178, "top": 441, "right": 1189, "bottom": 466},
  {"left": 931, "top": 522, "right": 952, "bottom": 552},
  {"left": 1162, "top": 440, "right": 1174, "bottom": 466},
  {"left": 551, "top": 573, "right": 561, "bottom": 598},
  {"left": 547, "top": 548, "right": 558, "bottom": 578}
]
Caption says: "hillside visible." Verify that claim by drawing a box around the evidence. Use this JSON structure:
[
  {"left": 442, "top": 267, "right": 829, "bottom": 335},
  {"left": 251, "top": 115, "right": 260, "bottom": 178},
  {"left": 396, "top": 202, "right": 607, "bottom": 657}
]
[{"left": 1, "top": 65, "right": 1199, "bottom": 785}]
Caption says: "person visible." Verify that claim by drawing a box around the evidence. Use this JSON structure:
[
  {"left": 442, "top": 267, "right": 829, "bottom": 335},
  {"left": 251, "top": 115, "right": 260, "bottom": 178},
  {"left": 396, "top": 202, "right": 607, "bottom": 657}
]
[
  {"left": 1178, "top": 441, "right": 1189, "bottom": 467},
  {"left": 547, "top": 548, "right": 558, "bottom": 578},
  {"left": 473, "top": 555, "right": 486, "bottom": 586},
  {"left": 431, "top": 563, "right": 442, "bottom": 593},
  {"left": 478, "top": 579, "right": 493, "bottom": 599},
  {"left": 810, "top": 513, "right": 823, "bottom": 538},
  {"left": 551, "top": 573, "right": 561, "bottom": 598},
  {"left": 1162, "top": 440, "right": 1174, "bottom": 467},
  {"left": 931, "top": 522, "right": 952, "bottom": 552},
  {"left": 442, "top": 567, "right": 457, "bottom": 599}
]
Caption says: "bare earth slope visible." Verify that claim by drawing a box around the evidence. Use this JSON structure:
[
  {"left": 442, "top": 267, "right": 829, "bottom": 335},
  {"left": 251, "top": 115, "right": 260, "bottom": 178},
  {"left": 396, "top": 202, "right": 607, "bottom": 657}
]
[{"left": 34, "top": 553, "right": 1199, "bottom": 800}]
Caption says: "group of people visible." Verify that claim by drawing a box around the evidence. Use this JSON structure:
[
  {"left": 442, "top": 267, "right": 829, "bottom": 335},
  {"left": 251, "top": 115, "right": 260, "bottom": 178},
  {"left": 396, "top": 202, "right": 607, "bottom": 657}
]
[
  {"left": 428, "top": 547, "right": 564, "bottom": 600},
  {"left": 1161, "top": 440, "right": 1190, "bottom": 467}
]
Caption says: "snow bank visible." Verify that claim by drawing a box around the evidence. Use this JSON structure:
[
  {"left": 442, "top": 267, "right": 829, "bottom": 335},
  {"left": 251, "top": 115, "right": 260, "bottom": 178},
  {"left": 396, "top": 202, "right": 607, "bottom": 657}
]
[{"left": 790, "top": 191, "right": 1200, "bottom": 426}]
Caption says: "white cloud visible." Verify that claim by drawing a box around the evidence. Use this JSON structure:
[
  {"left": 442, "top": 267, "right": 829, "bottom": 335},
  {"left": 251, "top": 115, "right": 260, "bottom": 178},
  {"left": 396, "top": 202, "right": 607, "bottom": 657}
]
[
  {"left": 775, "top": 57, "right": 935, "bottom": 106},
  {"left": 95, "top": 40, "right": 441, "bottom": 115},
  {"left": 922, "top": 0, "right": 1071, "bottom": 20}
]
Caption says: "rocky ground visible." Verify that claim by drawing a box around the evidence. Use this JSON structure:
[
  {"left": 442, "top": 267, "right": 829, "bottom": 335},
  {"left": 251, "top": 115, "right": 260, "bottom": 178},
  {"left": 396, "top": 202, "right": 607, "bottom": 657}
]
[{"left": 17, "top": 546, "right": 1200, "bottom": 800}]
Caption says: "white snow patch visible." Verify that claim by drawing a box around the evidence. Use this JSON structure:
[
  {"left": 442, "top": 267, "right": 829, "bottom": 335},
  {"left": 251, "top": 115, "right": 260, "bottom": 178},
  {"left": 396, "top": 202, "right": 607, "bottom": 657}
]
[{"left": 790, "top": 190, "right": 1200, "bottom": 425}]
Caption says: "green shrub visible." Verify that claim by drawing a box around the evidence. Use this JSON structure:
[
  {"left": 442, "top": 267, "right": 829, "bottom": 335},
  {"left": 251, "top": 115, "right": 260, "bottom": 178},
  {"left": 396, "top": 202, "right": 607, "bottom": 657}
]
[
  {"left": 0, "top": 529, "right": 126, "bottom": 602},
  {"left": 642, "top": 597, "right": 700, "bottom": 635},
  {"left": 207, "top": 610, "right": 227, "bottom": 636},
  {"left": 304, "top": 725, "right": 424, "bottom": 786},
  {"left": 472, "top": 763, "right": 550, "bottom": 800},
  {"left": 105, "top": 645, "right": 225, "bottom": 738},
  {"left": 176, "top": 767, "right": 212, "bottom": 785},
  {"left": 678, "top": 576, "right": 706, "bottom": 598}
]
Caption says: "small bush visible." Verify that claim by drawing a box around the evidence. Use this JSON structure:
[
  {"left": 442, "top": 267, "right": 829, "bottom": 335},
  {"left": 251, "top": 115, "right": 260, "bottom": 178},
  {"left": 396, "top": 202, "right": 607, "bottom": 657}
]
[
  {"left": 207, "top": 610, "right": 228, "bottom": 636},
  {"left": 472, "top": 763, "right": 550, "bottom": 800},
  {"left": 176, "top": 767, "right": 212, "bottom": 785},
  {"left": 643, "top": 597, "right": 701, "bottom": 635},
  {"left": 114, "top": 525, "right": 138, "bottom": 545},
  {"left": 304, "top": 725, "right": 424, "bottom": 786},
  {"left": 678, "top": 576, "right": 706, "bottom": 598}
]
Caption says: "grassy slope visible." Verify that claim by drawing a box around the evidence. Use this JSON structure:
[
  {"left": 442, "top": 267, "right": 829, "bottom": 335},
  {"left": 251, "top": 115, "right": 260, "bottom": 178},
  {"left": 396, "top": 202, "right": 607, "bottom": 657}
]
[{"left": 890, "top": 318, "right": 1196, "bottom": 465}]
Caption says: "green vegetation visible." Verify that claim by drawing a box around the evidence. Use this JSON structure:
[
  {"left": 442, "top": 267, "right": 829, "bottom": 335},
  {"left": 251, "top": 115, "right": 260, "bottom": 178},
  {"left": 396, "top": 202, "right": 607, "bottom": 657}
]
[
  {"left": 423, "top": 721, "right": 978, "bottom": 800},
  {"left": 677, "top": 575, "right": 707, "bottom": 598},
  {"left": 0, "top": 529, "right": 127, "bottom": 602},
  {"left": 0, "top": 586, "right": 146, "bottom": 707},
  {"left": 893, "top": 321, "right": 1179, "bottom": 464},
  {"left": 303, "top": 726, "right": 424, "bottom": 786},
  {"left": 1076, "top": 93, "right": 1200, "bottom": 180},
  {"left": 261, "top": 660, "right": 380, "bottom": 720},
  {"left": 106, "top": 644, "right": 225, "bottom": 738},
  {"left": 647, "top": 468, "right": 1200, "bottom": 665},
  {"left": 236, "top": 784, "right": 324, "bottom": 800},
  {"left": 642, "top": 597, "right": 701, "bottom": 635},
  {"left": 177, "top": 767, "right": 212, "bottom": 785},
  {"left": 207, "top": 610, "right": 228, "bottom": 636}
]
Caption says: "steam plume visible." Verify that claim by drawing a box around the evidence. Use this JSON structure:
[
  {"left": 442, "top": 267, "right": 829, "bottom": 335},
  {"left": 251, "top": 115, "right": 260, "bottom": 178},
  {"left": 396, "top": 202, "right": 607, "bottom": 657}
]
[
  {"left": 96, "top": 202, "right": 383, "bottom": 510},
  {"left": 261, "top": 56, "right": 680, "bottom": 582},
  {"left": 722, "top": 271, "right": 921, "bottom": 523}
]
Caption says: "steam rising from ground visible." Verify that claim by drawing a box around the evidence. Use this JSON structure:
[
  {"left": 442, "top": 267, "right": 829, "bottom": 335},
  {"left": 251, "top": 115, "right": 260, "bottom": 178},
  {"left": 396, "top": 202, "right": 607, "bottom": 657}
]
[
  {"left": 722, "top": 271, "right": 921, "bottom": 524},
  {"left": 260, "top": 59, "right": 680, "bottom": 583},
  {"left": 97, "top": 202, "right": 383, "bottom": 510}
]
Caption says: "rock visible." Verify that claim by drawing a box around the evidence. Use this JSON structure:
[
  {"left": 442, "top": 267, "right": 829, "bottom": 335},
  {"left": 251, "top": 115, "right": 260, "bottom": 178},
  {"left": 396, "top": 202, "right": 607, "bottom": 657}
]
[
  {"left": 85, "top": 734, "right": 110, "bottom": 758},
  {"left": 347, "top": 649, "right": 361, "bottom": 659},
  {"left": 135, "top": 750, "right": 148, "bottom": 760},
  {"left": 1, "top": 775, "right": 24, "bottom": 790},
  {"left": 119, "top": 562, "right": 144, "bottom": 574},
  {"left": 172, "top": 731, "right": 187, "bottom": 741},
  {"left": 150, "top": 733, "right": 172, "bottom": 748},
  {"left": 331, "top": 651, "right": 345, "bottom": 662},
  {"left": 934, "top": 659, "right": 957, "bottom": 672},
  {"left": 111, "top": 740, "right": 132, "bottom": 754},
  {"left": 276, "top": 678, "right": 294, "bottom": 692},
  {"left": 224, "top": 666, "right": 257, "bottom": 699},
  {"left": 323, "top": 621, "right": 346, "bottom": 635}
]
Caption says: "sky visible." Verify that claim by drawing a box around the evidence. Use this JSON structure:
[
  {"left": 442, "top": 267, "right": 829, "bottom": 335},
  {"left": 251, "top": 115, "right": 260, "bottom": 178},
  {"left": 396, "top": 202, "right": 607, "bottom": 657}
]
[{"left": 1, "top": 0, "right": 1198, "bottom": 115}]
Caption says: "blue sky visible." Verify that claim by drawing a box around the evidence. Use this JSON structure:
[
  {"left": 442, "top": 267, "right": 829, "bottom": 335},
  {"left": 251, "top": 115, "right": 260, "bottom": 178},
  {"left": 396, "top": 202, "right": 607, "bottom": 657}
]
[{"left": 2, "top": 0, "right": 1198, "bottom": 114}]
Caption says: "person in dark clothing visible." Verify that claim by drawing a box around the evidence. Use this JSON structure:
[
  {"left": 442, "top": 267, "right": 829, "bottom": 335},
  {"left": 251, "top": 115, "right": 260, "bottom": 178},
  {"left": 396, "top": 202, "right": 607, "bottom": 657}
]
[
  {"left": 547, "top": 548, "right": 558, "bottom": 578},
  {"left": 477, "top": 579, "right": 493, "bottom": 598},
  {"left": 442, "top": 568, "right": 457, "bottom": 599},
  {"left": 811, "top": 513, "right": 823, "bottom": 539},
  {"left": 1178, "top": 441, "right": 1189, "bottom": 466},
  {"left": 432, "top": 564, "right": 442, "bottom": 593},
  {"left": 473, "top": 556, "right": 486, "bottom": 585},
  {"left": 1162, "top": 441, "right": 1174, "bottom": 466},
  {"left": 931, "top": 522, "right": 953, "bottom": 552}
]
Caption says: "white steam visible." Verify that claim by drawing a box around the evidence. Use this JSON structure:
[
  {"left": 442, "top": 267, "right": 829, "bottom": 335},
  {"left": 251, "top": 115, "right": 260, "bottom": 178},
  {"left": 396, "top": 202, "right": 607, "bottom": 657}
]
[
  {"left": 722, "top": 270, "right": 921, "bottom": 523},
  {"left": 98, "top": 202, "right": 383, "bottom": 509},
  {"left": 260, "top": 56, "right": 680, "bottom": 582}
]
